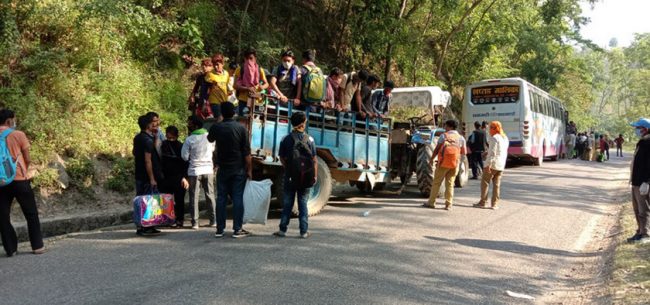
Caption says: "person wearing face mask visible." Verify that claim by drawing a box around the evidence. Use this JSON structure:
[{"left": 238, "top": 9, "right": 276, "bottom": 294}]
[
  {"left": 0, "top": 109, "right": 46, "bottom": 256},
  {"left": 234, "top": 48, "right": 269, "bottom": 117},
  {"left": 627, "top": 118, "right": 650, "bottom": 244},
  {"left": 473, "top": 121, "right": 509, "bottom": 210},
  {"left": 270, "top": 50, "right": 302, "bottom": 106}
]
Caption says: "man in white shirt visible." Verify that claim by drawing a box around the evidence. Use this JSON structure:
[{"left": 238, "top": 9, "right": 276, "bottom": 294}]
[
  {"left": 181, "top": 115, "right": 216, "bottom": 229},
  {"left": 474, "top": 121, "right": 509, "bottom": 210}
]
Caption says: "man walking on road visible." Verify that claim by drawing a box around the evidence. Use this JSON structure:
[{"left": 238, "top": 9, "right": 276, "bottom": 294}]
[
  {"left": 274, "top": 112, "right": 317, "bottom": 239},
  {"left": 0, "top": 109, "right": 46, "bottom": 256},
  {"left": 181, "top": 115, "right": 216, "bottom": 230},
  {"left": 615, "top": 134, "right": 625, "bottom": 157},
  {"left": 627, "top": 118, "right": 650, "bottom": 244},
  {"left": 424, "top": 119, "right": 467, "bottom": 210},
  {"left": 207, "top": 102, "right": 252, "bottom": 238},
  {"left": 467, "top": 121, "right": 487, "bottom": 179},
  {"left": 474, "top": 121, "right": 509, "bottom": 210}
]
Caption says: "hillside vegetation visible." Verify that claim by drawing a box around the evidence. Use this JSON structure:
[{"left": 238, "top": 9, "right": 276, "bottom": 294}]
[{"left": 0, "top": 0, "right": 648, "bottom": 195}]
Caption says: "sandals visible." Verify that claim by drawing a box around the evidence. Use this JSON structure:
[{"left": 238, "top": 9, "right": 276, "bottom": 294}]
[{"left": 32, "top": 248, "right": 47, "bottom": 255}]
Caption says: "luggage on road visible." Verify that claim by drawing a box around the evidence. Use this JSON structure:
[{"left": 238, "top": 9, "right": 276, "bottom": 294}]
[
  {"left": 133, "top": 193, "right": 176, "bottom": 227},
  {"left": 243, "top": 179, "right": 273, "bottom": 225}
]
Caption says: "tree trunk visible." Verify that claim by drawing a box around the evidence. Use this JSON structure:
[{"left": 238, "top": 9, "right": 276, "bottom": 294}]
[
  {"left": 335, "top": 0, "right": 353, "bottom": 65},
  {"left": 435, "top": 0, "right": 484, "bottom": 79},
  {"left": 237, "top": 0, "right": 252, "bottom": 60},
  {"left": 384, "top": 0, "right": 409, "bottom": 82}
]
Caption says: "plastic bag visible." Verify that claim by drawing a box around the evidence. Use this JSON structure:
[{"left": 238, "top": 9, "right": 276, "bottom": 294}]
[
  {"left": 133, "top": 193, "right": 176, "bottom": 227},
  {"left": 243, "top": 179, "right": 273, "bottom": 225},
  {"left": 641, "top": 182, "right": 649, "bottom": 196}
]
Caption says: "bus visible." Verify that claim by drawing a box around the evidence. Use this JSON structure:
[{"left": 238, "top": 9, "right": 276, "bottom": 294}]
[{"left": 462, "top": 77, "right": 567, "bottom": 166}]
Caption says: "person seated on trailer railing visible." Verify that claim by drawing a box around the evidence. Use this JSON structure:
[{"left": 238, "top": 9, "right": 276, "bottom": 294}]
[
  {"left": 270, "top": 50, "right": 302, "bottom": 107},
  {"left": 341, "top": 69, "right": 368, "bottom": 114},
  {"left": 323, "top": 68, "right": 344, "bottom": 110},
  {"left": 371, "top": 80, "right": 394, "bottom": 119}
]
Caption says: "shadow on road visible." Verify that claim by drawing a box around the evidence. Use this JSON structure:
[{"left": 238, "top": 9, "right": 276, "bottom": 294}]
[{"left": 425, "top": 236, "right": 599, "bottom": 258}]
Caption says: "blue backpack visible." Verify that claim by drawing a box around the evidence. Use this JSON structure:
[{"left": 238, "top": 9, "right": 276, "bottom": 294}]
[{"left": 0, "top": 128, "right": 17, "bottom": 187}]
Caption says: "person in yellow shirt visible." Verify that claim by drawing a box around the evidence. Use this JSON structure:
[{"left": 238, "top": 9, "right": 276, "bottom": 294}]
[
  {"left": 234, "top": 48, "right": 268, "bottom": 116},
  {"left": 205, "top": 53, "right": 232, "bottom": 122}
]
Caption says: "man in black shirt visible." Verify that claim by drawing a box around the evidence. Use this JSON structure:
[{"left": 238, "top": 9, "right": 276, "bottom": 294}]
[
  {"left": 133, "top": 113, "right": 164, "bottom": 235},
  {"left": 207, "top": 102, "right": 253, "bottom": 238},
  {"left": 628, "top": 118, "right": 650, "bottom": 244},
  {"left": 467, "top": 121, "right": 488, "bottom": 179}
]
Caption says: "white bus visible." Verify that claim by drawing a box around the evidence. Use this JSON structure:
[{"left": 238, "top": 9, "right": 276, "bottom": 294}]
[{"left": 462, "top": 77, "right": 567, "bottom": 166}]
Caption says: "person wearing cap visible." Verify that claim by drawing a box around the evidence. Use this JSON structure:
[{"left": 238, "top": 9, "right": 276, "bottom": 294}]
[
  {"left": 627, "top": 118, "right": 650, "bottom": 244},
  {"left": 270, "top": 50, "right": 302, "bottom": 106},
  {"left": 273, "top": 112, "right": 317, "bottom": 239},
  {"left": 371, "top": 80, "right": 394, "bottom": 118}
]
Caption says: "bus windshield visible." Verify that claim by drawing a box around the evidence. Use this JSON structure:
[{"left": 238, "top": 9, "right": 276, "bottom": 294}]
[{"left": 470, "top": 85, "right": 520, "bottom": 105}]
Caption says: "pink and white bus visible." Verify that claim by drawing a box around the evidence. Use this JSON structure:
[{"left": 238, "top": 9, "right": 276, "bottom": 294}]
[{"left": 462, "top": 78, "right": 566, "bottom": 166}]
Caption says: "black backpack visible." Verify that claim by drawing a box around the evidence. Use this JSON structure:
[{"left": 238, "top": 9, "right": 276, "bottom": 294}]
[{"left": 288, "top": 133, "right": 315, "bottom": 189}]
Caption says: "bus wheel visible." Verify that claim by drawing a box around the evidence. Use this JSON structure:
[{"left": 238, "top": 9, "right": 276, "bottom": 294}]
[
  {"left": 416, "top": 144, "right": 435, "bottom": 197},
  {"left": 293, "top": 157, "right": 332, "bottom": 216},
  {"left": 533, "top": 144, "right": 545, "bottom": 166}
]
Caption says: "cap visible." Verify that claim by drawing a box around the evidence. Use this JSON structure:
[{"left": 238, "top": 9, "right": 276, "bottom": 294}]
[{"left": 630, "top": 118, "right": 650, "bottom": 129}]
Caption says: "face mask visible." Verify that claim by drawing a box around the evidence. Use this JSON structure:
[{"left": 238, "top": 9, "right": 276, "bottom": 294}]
[
  {"left": 282, "top": 61, "right": 292, "bottom": 69},
  {"left": 635, "top": 128, "right": 644, "bottom": 137},
  {"left": 11, "top": 120, "right": 16, "bottom": 128}
]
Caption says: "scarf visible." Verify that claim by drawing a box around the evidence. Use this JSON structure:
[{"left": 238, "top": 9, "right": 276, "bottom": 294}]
[
  {"left": 191, "top": 128, "right": 208, "bottom": 135},
  {"left": 326, "top": 77, "right": 339, "bottom": 103},
  {"left": 276, "top": 65, "right": 298, "bottom": 86},
  {"left": 236, "top": 59, "right": 259, "bottom": 88},
  {"left": 489, "top": 121, "right": 506, "bottom": 137}
]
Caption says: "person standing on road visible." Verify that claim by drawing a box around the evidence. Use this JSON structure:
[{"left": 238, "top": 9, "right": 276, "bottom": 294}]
[
  {"left": 473, "top": 121, "right": 509, "bottom": 210},
  {"left": 274, "top": 112, "right": 317, "bottom": 239},
  {"left": 181, "top": 115, "right": 216, "bottom": 230},
  {"left": 566, "top": 133, "right": 576, "bottom": 159},
  {"left": 424, "top": 120, "right": 467, "bottom": 210},
  {"left": 132, "top": 114, "right": 164, "bottom": 236},
  {"left": 467, "top": 121, "right": 487, "bottom": 179},
  {"left": 627, "top": 118, "right": 650, "bottom": 244},
  {"left": 615, "top": 134, "right": 625, "bottom": 157},
  {"left": 0, "top": 109, "right": 46, "bottom": 256},
  {"left": 207, "top": 102, "right": 253, "bottom": 238},
  {"left": 161, "top": 126, "right": 190, "bottom": 228}
]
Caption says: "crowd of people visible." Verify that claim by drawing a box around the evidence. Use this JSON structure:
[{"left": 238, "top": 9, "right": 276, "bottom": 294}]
[
  {"left": 563, "top": 121, "right": 625, "bottom": 162},
  {"left": 187, "top": 48, "right": 395, "bottom": 122},
  {"left": 0, "top": 48, "right": 648, "bottom": 255}
]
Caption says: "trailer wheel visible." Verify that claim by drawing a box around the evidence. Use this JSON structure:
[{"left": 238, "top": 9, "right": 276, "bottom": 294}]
[
  {"left": 416, "top": 144, "right": 435, "bottom": 197},
  {"left": 454, "top": 155, "right": 469, "bottom": 188},
  {"left": 292, "top": 157, "right": 332, "bottom": 216}
]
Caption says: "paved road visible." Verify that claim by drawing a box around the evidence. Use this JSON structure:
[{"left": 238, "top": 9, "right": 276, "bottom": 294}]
[{"left": 0, "top": 157, "right": 630, "bottom": 304}]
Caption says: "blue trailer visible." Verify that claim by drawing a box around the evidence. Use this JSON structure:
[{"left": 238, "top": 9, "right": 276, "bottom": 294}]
[
  {"left": 247, "top": 102, "right": 391, "bottom": 216},
  {"left": 205, "top": 86, "right": 466, "bottom": 215}
]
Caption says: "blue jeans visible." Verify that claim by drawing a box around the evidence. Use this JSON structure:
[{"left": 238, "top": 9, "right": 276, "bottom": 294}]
[
  {"left": 279, "top": 176, "right": 309, "bottom": 234},
  {"left": 237, "top": 100, "right": 250, "bottom": 117},
  {"left": 211, "top": 104, "right": 221, "bottom": 119},
  {"left": 216, "top": 169, "right": 246, "bottom": 232}
]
